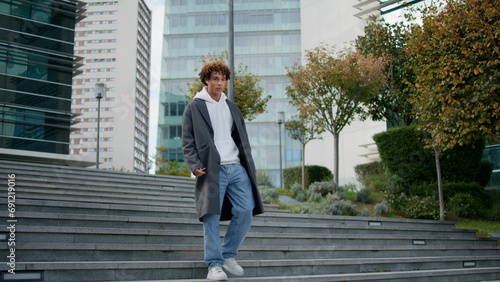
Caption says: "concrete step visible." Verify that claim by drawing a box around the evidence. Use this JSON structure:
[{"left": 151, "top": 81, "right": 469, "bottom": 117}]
[
  {"left": 7, "top": 192, "right": 196, "bottom": 208},
  {"left": 3, "top": 242, "right": 498, "bottom": 262},
  {"left": 1, "top": 159, "right": 498, "bottom": 282},
  {"left": 15, "top": 187, "right": 195, "bottom": 204},
  {"left": 0, "top": 160, "right": 196, "bottom": 187},
  {"left": 0, "top": 211, "right": 480, "bottom": 239},
  {"left": 7, "top": 224, "right": 497, "bottom": 248},
  {"left": 16, "top": 177, "right": 195, "bottom": 196},
  {"left": 2, "top": 197, "right": 460, "bottom": 233},
  {"left": 15, "top": 175, "right": 196, "bottom": 192},
  {"left": 2, "top": 260, "right": 499, "bottom": 281}
]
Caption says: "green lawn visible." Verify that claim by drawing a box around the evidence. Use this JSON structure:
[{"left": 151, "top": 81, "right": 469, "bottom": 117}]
[{"left": 455, "top": 219, "right": 500, "bottom": 238}]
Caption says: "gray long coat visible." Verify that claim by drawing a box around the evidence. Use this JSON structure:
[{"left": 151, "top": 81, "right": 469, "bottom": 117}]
[{"left": 181, "top": 98, "right": 264, "bottom": 221}]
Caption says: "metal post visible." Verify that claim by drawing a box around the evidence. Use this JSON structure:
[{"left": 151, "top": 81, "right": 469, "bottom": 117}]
[
  {"left": 228, "top": 0, "right": 235, "bottom": 101},
  {"left": 276, "top": 111, "right": 285, "bottom": 188},
  {"left": 95, "top": 83, "right": 106, "bottom": 169},
  {"left": 96, "top": 97, "right": 101, "bottom": 169}
]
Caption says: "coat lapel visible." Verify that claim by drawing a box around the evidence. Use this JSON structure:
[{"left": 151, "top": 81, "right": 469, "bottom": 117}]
[{"left": 194, "top": 99, "right": 213, "bottom": 132}]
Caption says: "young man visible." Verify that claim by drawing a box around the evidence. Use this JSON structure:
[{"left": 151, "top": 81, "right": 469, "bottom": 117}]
[{"left": 181, "top": 61, "right": 264, "bottom": 281}]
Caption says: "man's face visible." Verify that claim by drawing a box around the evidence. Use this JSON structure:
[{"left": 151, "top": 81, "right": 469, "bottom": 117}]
[{"left": 206, "top": 72, "right": 227, "bottom": 97}]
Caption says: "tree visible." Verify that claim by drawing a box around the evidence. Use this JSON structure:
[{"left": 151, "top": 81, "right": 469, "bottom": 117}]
[
  {"left": 155, "top": 146, "right": 191, "bottom": 177},
  {"left": 286, "top": 45, "right": 386, "bottom": 184},
  {"left": 285, "top": 113, "right": 322, "bottom": 190},
  {"left": 186, "top": 52, "right": 271, "bottom": 121},
  {"left": 356, "top": 16, "right": 416, "bottom": 127},
  {"left": 407, "top": 0, "right": 500, "bottom": 220}
]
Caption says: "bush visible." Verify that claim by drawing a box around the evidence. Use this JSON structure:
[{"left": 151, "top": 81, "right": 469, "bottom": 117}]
[
  {"left": 257, "top": 170, "right": 274, "bottom": 188},
  {"left": 403, "top": 196, "right": 440, "bottom": 220},
  {"left": 307, "top": 192, "right": 323, "bottom": 203},
  {"left": 283, "top": 165, "right": 332, "bottom": 189},
  {"left": 374, "top": 201, "right": 389, "bottom": 215},
  {"left": 487, "top": 201, "right": 500, "bottom": 221},
  {"left": 309, "top": 181, "right": 342, "bottom": 196},
  {"left": 355, "top": 187, "right": 372, "bottom": 204},
  {"left": 258, "top": 186, "right": 279, "bottom": 204},
  {"left": 360, "top": 208, "right": 370, "bottom": 217},
  {"left": 447, "top": 193, "right": 483, "bottom": 218},
  {"left": 295, "top": 191, "right": 306, "bottom": 202},
  {"left": 373, "top": 125, "right": 486, "bottom": 187},
  {"left": 329, "top": 200, "right": 358, "bottom": 216},
  {"left": 290, "top": 182, "right": 302, "bottom": 195},
  {"left": 355, "top": 161, "right": 384, "bottom": 187}
]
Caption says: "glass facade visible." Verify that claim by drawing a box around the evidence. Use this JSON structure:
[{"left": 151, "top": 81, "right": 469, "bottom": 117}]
[
  {"left": 158, "top": 0, "right": 302, "bottom": 186},
  {"left": 483, "top": 140, "right": 500, "bottom": 190},
  {"left": 0, "top": 0, "right": 85, "bottom": 154}
]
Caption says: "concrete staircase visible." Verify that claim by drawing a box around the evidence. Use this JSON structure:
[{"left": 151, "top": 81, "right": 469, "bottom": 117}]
[{"left": 0, "top": 159, "right": 499, "bottom": 281}]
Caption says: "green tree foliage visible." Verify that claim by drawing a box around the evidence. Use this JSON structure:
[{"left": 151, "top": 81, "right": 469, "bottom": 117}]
[
  {"left": 186, "top": 52, "right": 271, "bottom": 121},
  {"left": 408, "top": 0, "right": 500, "bottom": 150},
  {"left": 406, "top": 0, "right": 500, "bottom": 219},
  {"left": 285, "top": 115, "right": 322, "bottom": 190},
  {"left": 155, "top": 146, "right": 191, "bottom": 177},
  {"left": 286, "top": 45, "right": 386, "bottom": 184},
  {"left": 356, "top": 16, "right": 416, "bottom": 127}
]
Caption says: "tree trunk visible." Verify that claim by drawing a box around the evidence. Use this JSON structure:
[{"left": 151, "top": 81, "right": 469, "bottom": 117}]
[
  {"left": 333, "top": 132, "right": 339, "bottom": 185},
  {"left": 433, "top": 146, "right": 445, "bottom": 221},
  {"left": 301, "top": 143, "right": 306, "bottom": 190}
]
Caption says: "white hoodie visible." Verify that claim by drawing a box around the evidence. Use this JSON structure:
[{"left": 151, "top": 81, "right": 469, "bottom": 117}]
[{"left": 194, "top": 87, "right": 240, "bottom": 165}]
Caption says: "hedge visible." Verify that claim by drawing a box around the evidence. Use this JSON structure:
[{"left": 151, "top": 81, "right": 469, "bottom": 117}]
[
  {"left": 373, "top": 125, "right": 487, "bottom": 187},
  {"left": 283, "top": 165, "right": 332, "bottom": 189}
]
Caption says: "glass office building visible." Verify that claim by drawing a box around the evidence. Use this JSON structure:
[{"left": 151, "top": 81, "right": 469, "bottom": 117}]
[
  {"left": 158, "top": 0, "right": 302, "bottom": 186},
  {"left": 0, "top": 0, "right": 85, "bottom": 155}
]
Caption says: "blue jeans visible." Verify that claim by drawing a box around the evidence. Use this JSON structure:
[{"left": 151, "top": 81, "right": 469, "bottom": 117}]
[{"left": 202, "top": 163, "right": 255, "bottom": 268}]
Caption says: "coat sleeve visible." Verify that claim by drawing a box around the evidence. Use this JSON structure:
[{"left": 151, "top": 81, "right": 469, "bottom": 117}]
[{"left": 182, "top": 103, "right": 204, "bottom": 172}]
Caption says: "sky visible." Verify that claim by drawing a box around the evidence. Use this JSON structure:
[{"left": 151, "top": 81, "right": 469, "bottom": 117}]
[{"left": 144, "top": 0, "right": 165, "bottom": 166}]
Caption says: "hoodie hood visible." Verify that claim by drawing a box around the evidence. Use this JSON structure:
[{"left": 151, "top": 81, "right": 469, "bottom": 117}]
[{"left": 194, "top": 86, "right": 227, "bottom": 104}]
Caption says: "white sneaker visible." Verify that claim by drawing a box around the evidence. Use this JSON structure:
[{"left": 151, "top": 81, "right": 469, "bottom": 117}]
[
  {"left": 223, "top": 257, "right": 244, "bottom": 276},
  {"left": 207, "top": 266, "right": 228, "bottom": 281}
]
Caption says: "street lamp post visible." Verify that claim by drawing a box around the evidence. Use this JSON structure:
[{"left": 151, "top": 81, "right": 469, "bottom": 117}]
[
  {"left": 95, "top": 83, "right": 106, "bottom": 169},
  {"left": 276, "top": 111, "right": 285, "bottom": 188}
]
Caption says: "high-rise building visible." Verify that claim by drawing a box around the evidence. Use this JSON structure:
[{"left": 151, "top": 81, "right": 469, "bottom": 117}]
[
  {"left": 158, "top": 0, "right": 302, "bottom": 186},
  {"left": 71, "top": 0, "right": 152, "bottom": 173},
  {"left": 0, "top": 0, "right": 87, "bottom": 164}
]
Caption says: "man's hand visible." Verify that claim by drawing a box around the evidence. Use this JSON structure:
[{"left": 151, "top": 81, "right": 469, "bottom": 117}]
[{"left": 193, "top": 167, "right": 206, "bottom": 177}]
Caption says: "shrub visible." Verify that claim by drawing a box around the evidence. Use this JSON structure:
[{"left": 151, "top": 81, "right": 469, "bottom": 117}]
[
  {"left": 307, "top": 192, "right": 323, "bottom": 203},
  {"left": 342, "top": 182, "right": 358, "bottom": 193},
  {"left": 258, "top": 186, "right": 279, "bottom": 204},
  {"left": 295, "top": 191, "right": 307, "bottom": 202},
  {"left": 373, "top": 125, "right": 486, "bottom": 187},
  {"left": 257, "top": 170, "right": 274, "bottom": 188},
  {"left": 355, "top": 187, "right": 372, "bottom": 204},
  {"left": 283, "top": 165, "right": 332, "bottom": 189},
  {"left": 290, "top": 182, "right": 302, "bottom": 195},
  {"left": 309, "top": 181, "right": 342, "bottom": 196},
  {"left": 364, "top": 173, "right": 390, "bottom": 192},
  {"left": 326, "top": 191, "right": 347, "bottom": 202},
  {"left": 487, "top": 201, "right": 500, "bottom": 221},
  {"left": 485, "top": 191, "right": 500, "bottom": 221},
  {"left": 330, "top": 200, "right": 358, "bottom": 216},
  {"left": 402, "top": 196, "right": 440, "bottom": 220},
  {"left": 360, "top": 208, "right": 370, "bottom": 217},
  {"left": 374, "top": 201, "right": 389, "bottom": 215},
  {"left": 447, "top": 193, "right": 483, "bottom": 218},
  {"left": 355, "top": 161, "right": 384, "bottom": 186}
]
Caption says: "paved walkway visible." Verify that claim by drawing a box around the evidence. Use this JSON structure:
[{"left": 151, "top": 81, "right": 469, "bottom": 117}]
[{"left": 278, "top": 195, "right": 300, "bottom": 206}]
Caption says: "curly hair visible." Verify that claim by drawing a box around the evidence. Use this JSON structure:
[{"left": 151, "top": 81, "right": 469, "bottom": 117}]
[{"left": 199, "top": 61, "right": 231, "bottom": 86}]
